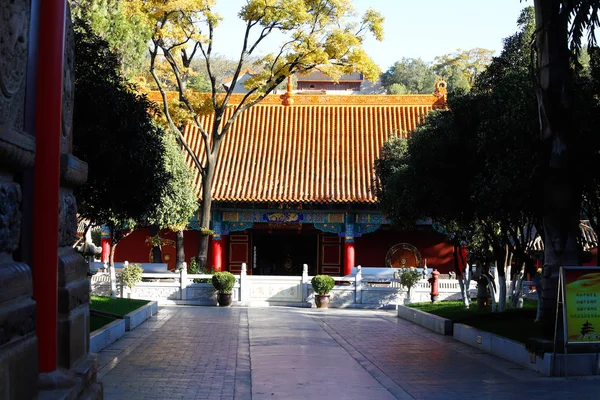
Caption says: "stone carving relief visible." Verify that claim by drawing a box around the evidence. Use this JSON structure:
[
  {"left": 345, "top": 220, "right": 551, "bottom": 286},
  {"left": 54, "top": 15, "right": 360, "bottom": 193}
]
[
  {"left": 0, "top": 183, "right": 22, "bottom": 253},
  {"left": 0, "top": 0, "right": 30, "bottom": 130},
  {"left": 58, "top": 191, "right": 77, "bottom": 247},
  {"left": 61, "top": 8, "right": 75, "bottom": 154},
  {"left": 0, "top": 300, "right": 36, "bottom": 347}
]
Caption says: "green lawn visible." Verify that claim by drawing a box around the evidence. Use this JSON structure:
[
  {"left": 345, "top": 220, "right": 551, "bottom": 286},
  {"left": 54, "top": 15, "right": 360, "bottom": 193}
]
[
  {"left": 90, "top": 296, "right": 150, "bottom": 317},
  {"left": 408, "top": 300, "right": 546, "bottom": 343},
  {"left": 90, "top": 315, "right": 116, "bottom": 332}
]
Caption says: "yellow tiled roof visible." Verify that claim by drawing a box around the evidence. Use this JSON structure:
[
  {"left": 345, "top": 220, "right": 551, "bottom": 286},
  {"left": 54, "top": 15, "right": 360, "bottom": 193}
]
[{"left": 178, "top": 93, "right": 445, "bottom": 204}]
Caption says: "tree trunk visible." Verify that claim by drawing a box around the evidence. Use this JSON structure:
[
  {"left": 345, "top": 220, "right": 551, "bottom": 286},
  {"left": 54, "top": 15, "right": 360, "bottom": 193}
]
[
  {"left": 197, "top": 157, "right": 216, "bottom": 269},
  {"left": 109, "top": 241, "right": 118, "bottom": 299},
  {"left": 494, "top": 246, "right": 507, "bottom": 312},
  {"left": 149, "top": 224, "right": 162, "bottom": 263},
  {"left": 534, "top": 0, "right": 582, "bottom": 337},
  {"left": 454, "top": 246, "right": 470, "bottom": 308},
  {"left": 176, "top": 229, "right": 185, "bottom": 269}
]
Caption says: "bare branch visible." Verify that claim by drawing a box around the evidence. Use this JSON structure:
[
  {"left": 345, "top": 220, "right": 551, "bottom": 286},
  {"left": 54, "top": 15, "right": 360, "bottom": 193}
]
[{"left": 149, "top": 44, "right": 205, "bottom": 177}]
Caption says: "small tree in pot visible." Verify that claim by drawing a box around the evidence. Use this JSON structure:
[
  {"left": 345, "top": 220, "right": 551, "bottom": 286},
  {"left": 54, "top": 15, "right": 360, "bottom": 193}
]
[
  {"left": 398, "top": 267, "right": 422, "bottom": 303},
  {"left": 311, "top": 275, "right": 335, "bottom": 308},
  {"left": 212, "top": 271, "right": 236, "bottom": 307}
]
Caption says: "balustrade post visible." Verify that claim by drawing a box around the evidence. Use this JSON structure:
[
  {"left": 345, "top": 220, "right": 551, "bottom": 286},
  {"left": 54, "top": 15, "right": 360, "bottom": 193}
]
[
  {"left": 302, "top": 264, "right": 309, "bottom": 303},
  {"left": 355, "top": 265, "right": 362, "bottom": 304},
  {"left": 180, "top": 262, "right": 188, "bottom": 300},
  {"left": 240, "top": 262, "right": 248, "bottom": 302}
]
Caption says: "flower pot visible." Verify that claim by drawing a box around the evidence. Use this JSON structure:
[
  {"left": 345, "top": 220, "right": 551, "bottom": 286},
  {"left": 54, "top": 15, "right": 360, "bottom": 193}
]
[
  {"left": 315, "top": 294, "right": 330, "bottom": 308},
  {"left": 217, "top": 293, "right": 232, "bottom": 307}
]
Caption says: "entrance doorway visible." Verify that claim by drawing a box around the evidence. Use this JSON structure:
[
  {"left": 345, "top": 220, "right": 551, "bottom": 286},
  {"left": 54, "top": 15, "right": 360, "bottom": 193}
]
[{"left": 252, "top": 231, "right": 317, "bottom": 275}]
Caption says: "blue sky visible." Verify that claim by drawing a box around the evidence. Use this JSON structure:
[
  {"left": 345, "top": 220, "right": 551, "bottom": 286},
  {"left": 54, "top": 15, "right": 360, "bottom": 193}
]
[{"left": 210, "top": 0, "right": 532, "bottom": 71}]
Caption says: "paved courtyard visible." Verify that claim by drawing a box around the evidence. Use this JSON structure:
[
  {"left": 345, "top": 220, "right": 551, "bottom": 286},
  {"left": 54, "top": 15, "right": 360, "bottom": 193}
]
[{"left": 98, "top": 306, "right": 599, "bottom": 400}]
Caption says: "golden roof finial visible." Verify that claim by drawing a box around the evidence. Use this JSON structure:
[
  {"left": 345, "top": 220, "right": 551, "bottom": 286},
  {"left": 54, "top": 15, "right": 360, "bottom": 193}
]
[
  {"left": 434, "top": 80, "right": 448, "bottom": 106},
  {"left": 280, "top": 75, "right": 295, "bottom": 106}
]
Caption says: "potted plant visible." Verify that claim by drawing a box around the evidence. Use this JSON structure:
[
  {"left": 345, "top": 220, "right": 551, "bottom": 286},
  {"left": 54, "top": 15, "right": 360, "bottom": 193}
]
[
  {"left": 311, "top": 275, "right": 335, "bottom": 308},
  {"left": 120, "top": 262, "right": 143, "bottom": 298},
  {"left": 212, "top": 271, "right": 236, "bottom": 306},
  {"left": 399, "top": 267, "right": 422, "bottom": 304}
]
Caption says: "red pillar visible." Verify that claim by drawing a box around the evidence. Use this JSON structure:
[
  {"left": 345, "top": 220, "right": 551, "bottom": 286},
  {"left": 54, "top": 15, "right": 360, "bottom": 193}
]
[
  {"left": 344, "top": 241, "right": 354, "bottom": 276},
  {"left": 33, "top": 0, "right": 66, "bottom": 374},
  {"left": 101, "top": 226, "right": 111, "bottom": 263},
  {"left": 211, "top": 237, "right": 223, "bottom": 272}
]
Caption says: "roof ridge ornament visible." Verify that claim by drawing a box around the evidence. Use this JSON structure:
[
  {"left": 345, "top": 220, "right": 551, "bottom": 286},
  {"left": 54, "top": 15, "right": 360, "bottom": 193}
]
[
  {"left": 280, "top": 75, "right": 295, "bottom": 106},
  {"left": 434, "top": 80, "right": 448, "bottom": 105}
]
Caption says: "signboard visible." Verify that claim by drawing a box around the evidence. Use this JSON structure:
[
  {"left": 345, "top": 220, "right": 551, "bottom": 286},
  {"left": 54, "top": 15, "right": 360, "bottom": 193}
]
[{"left": 561, "top": 267, "right": 600, "bottom": 344}]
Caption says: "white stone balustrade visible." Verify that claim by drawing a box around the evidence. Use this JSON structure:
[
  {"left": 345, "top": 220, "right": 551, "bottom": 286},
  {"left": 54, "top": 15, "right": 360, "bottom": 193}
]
[{"left": 90, "top": 264, "right": 479, "bottom": 308}]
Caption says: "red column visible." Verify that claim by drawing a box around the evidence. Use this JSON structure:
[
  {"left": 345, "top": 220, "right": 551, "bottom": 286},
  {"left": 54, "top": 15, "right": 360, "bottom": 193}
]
[
  {"left": 33, "top": 0, "right": 66, "bottom": 374},
  {"left": 101, "top": 227, "right": 111, "bottom": 263},
  {"left": 211, "top": 237, "right": 222, "bottom": 272},
  {"left": 344, "top": 241, "right": 354, "bottom": 276}
]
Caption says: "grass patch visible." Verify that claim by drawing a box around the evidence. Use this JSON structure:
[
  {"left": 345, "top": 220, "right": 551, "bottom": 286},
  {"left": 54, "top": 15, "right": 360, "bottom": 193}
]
[
  {"left": 408, "top": 300, "right": 546, "bottom": 343},
  {"left": 90, "top": 315, "right": 116, "bottom": 332},
  {"left": 90, "top": 296, "right": 150, "bottom": 317}
]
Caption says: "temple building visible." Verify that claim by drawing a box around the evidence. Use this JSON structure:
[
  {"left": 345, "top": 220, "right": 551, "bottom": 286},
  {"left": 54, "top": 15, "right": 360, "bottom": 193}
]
[{"left": 115, "top": 81, "right": 458, "bottom": 276}]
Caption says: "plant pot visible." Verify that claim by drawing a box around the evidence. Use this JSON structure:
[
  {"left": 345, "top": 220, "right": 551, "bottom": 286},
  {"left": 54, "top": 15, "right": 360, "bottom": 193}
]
[
  {"left": 315, "top": 294, "right": 330, "bottom": 308},
  {"left": 217, "top": 293, "right": 232, "bottom": 307}
]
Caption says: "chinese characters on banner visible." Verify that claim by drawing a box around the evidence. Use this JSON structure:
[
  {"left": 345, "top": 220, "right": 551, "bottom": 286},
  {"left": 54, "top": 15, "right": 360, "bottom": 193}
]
[{"left": 563, "top": 268, "right": 600, "bottom": 344}]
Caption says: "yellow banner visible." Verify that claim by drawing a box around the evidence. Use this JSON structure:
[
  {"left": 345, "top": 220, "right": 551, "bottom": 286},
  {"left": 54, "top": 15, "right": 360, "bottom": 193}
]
[{"left": 564, "top": 268, "right": 600, "bottom": 344}]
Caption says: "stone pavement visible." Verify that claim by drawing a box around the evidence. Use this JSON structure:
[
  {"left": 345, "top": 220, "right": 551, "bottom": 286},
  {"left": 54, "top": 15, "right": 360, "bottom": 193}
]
[{"left": 98, "top": 306, "right": 600, "bottom": 400}]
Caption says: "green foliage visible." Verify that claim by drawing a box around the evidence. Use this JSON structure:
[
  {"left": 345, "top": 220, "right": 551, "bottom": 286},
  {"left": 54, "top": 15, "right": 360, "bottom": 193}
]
[
  {"left": 311, "top": 275, "right": 335, "bottom": 295},
  {"left": 433, "top": 48, "right": 494, "bottom": 88},
  {"left": 72, "top": 20, "right": 170, "bottom": 233},
  {"left": 433, "top": 64, "right": 470, "bottom": 92},
  {"left": 90, "top": 295, "right": 150, "bottom": 316},
  {"left": 211, "top": 271, "right": 236, "bottom": 294},
  {"left": 408, "top": 301, "right": 542, "bottom": 343},
  {"left": 187, "top": 256, "right": 199, "bottom": 274},
  {"left": 398, "top": 268, "right": 422, "bottom": 295},
  {"left": 375, "top": 7, "right": 542, "bottom": 264},
  {"left": 188, "top": 256, "right": 213, "bottom": 283},
  {"left": 381, "top": 58, "right": 437, "bottom": 94},
  {"left": 147, "top": 132, "right": 198, "bottom": 231},
  {"left": 71, "top": 0, "right": 151, "bottom": 77},
  {"left": 120, "top": 263, "right": 144, "bottom": 289}
]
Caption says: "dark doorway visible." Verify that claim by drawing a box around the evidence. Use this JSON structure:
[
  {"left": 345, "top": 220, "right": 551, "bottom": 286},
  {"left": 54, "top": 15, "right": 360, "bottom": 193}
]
[{"left": 252, "top": 231, "right": 317, "bottom": 275}]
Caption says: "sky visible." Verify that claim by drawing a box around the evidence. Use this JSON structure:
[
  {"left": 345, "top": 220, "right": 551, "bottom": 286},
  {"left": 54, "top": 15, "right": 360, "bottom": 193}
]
[{"left": 210, "top": 0, "right": 532, "bottom": 71}]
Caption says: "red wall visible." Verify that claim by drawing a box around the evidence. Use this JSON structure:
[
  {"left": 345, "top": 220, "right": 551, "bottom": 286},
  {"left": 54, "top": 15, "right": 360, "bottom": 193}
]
[
  {"left": 115, "top": 226, "right": 455, "bottom": 273},
  {"left": 114, "top": 228, "right": 218, "bottom": 270},
  {"left": 354, "top": 229, "right": 454, "bottom": 273}
]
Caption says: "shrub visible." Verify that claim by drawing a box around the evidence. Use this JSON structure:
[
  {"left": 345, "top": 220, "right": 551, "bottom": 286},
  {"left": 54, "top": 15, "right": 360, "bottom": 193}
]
[
  {"left": 121, "top": 263, "right": 143, "bottom": 289},
  {"left": 211, "top": 271, "right": 236, "bottom": 294},
  {"left": 188, "top": 256, "right": 213, "bottom": 283},
  {"left": 399, "top": 267, "right": 422, "bottom": 297},
  {"left": 311, "top": 275, "right": 335, "bottom": 295}
]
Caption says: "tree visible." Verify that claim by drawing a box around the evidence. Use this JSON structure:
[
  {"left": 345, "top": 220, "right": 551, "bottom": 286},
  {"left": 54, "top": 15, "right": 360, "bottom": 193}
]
[
  {"left": 73, "top": 20, "right": 170, "bottom": 296},
  {"left": 375, "top": 8, "right": 542, "bottom": 312},
  {"left": 381, "top": 57, "right": 437, "bottom": 94},
  {"left": 433, "top": 48, "right": 494, "bottom": 88},
  {"left": 188, "top": 55, "right": 262, "bottom": 93},
  {"left": 71, "top": 0, "right": 151, "bottom": 77},
  {"left": 432, "top": 64, "right": 470, "bottom": 93},
  {"left": 531, "top": 0, "right": 600, "bottom": 333},
  {"left": 131, "top": 0, "right": 384, "bottom": 268},
  {"left": 147, "top": 132, "right": 198, "bottom": 268}
]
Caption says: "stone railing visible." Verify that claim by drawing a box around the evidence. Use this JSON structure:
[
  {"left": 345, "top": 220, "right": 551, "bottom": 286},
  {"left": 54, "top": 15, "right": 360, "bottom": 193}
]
[{"left": 90, "top": 264, "right": 478, "bottom": 308}]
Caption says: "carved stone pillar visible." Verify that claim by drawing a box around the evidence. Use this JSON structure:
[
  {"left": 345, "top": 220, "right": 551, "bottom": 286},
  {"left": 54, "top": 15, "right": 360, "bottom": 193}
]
[
  {"left": 0, "top": 0, "right": 39, "bottom": 398},
  {"left": 56, "top": 13, "right": 93, "bottom": 372}
]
